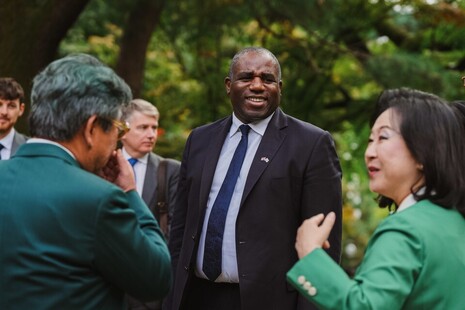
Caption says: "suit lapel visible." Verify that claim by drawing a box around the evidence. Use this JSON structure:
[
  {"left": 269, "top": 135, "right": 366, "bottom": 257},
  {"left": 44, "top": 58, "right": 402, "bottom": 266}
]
[
  {"left": 142, "top": 153, "right": 158, "bottom": 207},
  {"left": 241, "top": 108, "right": 288, "bottom": 204},
  {"left": 11, "top": 132, "right": 27, "bottom": 155},
  {"left": 198, "top": 117, "right": 232, "bottom": 211}
]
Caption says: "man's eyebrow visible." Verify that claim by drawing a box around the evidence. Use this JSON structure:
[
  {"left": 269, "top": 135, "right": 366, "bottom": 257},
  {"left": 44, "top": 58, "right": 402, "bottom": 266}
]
[{"left": 236, "top": 71, "right": 276, "bottom": 78}]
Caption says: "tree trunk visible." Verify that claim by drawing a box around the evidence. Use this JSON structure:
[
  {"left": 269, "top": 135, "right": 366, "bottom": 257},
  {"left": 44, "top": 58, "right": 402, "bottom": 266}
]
[
  {"left": 0, "top": 0, "right": 90, "bottom": 134},
  {"left": 116, "top": 0, "right": 165, "bottom": 98}
]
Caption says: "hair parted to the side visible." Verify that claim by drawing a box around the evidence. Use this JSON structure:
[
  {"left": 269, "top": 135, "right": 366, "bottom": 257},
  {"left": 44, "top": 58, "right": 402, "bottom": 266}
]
[
  {"left": 122, "top": 98, "right": 159, "bottom": 122},
  {"left": 0, "top": 77, "right": 25, "bottom": 102},
  {"left": 370, "top": 88, "right": 465, "bottom": 216},
  {"left": 29, "top": 54, "right": 132, "bottom": 141}
]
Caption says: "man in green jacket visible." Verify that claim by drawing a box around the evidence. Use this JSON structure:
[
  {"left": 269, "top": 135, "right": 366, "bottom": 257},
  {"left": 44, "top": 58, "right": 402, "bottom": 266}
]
[{"left": 0, "top": 54, "right": 172, "bottom": 309}]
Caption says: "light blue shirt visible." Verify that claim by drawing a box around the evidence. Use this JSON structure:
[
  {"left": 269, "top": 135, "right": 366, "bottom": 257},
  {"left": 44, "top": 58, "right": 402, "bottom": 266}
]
[
  {"left": 122, "top": 148, "right": 149, "bottom": 196},
  {"left": 196, "top": 112, "right": 274, "bottom": 282},
  {"left": 0, "top": 128, "right": 16, "bottom": 160}
]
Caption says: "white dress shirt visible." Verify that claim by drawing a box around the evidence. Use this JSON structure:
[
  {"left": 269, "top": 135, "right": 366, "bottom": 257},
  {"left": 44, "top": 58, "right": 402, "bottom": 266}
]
[
  {"left": 0, "top": 129, "right": 16, "bottom": 160},
  {"left": 397, "top": 187, "right": 425, "bottom": 213}
]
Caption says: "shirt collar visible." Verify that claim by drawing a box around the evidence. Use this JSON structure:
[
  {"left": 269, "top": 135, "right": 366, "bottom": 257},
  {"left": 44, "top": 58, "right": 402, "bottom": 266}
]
[
  {"left": 230, "top": 112, "right": 274, "bottom": 137},
  {"left": 26, "top": 138, "right": 76, "bottom": 159},
  {"left": 397, "top": 187, "right": 426, "bottom": 213},
  {"left": 122, "top": 147, "right": 149, "bottom": 164}
]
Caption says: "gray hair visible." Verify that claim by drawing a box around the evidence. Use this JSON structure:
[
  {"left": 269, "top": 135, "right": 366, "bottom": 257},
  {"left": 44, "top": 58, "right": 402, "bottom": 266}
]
[
  {"left": 122, "top": 98, "right": 159, "bottom": 122},
  {"left": 228, "top": 47, "right": 282, "bottom": 80},
  {"left": 29, "top": 54, "right": 132, "bottom": 141}
]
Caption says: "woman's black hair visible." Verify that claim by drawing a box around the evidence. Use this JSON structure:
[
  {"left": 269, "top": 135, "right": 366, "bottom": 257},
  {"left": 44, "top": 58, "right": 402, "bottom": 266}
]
[{"left": 370, "top": 88, "right": 465, "bottom": 216}]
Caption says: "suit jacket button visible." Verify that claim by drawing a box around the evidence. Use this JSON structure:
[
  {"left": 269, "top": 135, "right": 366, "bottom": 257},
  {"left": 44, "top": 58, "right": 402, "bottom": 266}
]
[
  {"left": 297, "top": 275, "right": 306, "bottom": 284},
  {"left": 184, "top": 266, "right": 189, "bottom": 271},
  {"left": 191, "top": 234, "right": 196, "bottom": 240},
  {"left": 308, "top": 286, "right": 317, "bottom": 296}
]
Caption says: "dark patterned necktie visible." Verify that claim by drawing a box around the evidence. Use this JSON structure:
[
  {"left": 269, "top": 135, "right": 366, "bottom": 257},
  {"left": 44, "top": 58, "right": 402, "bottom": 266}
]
[{"left": 203, "top": 124, "right": 250, "bottom": 281}]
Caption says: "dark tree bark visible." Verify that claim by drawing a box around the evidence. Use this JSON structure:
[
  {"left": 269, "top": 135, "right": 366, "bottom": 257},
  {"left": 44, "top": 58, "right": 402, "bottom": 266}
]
[
  {"left": 115, "top": 0, "right": 165, "bottom": 98},
  {"left": 0, "top": 0, "right": 90, "bottom": 133}
]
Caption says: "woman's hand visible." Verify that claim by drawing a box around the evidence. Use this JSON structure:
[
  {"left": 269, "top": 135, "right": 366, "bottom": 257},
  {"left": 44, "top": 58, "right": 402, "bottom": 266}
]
[{"left": 295, "top": 212, "right": 336, "bottom": 259}]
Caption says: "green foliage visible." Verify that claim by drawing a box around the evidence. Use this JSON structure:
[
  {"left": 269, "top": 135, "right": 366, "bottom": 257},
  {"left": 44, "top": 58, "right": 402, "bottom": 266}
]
[{"left": 58, "top": 0, "right": 465, "bottom": 271}]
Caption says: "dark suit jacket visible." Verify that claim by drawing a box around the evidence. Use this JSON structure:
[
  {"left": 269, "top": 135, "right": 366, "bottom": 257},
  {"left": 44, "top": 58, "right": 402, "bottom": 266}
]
[
  {"left": 128, "top": 153, "right": 180, "bottom": 310},
  {"left": 10, "top": 130, "right": 28, "bottom": 156},
  {"left": 0, "top": 143, "right": 172, "bottom": 309},
  {"left": 166, "top": 108, "right": 342, "bottom": 310},
  {"left": 141, "top": 152, "right": 181, "bottom": 222}
]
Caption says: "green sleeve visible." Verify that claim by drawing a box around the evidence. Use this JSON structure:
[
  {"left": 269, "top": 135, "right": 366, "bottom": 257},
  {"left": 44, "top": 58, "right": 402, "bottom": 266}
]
[
  {"left": 94, "top": 188, "right": 172, "bottom": 301},
  {"left": 287, "top": 217, "right": 422, "bottom": 310}
]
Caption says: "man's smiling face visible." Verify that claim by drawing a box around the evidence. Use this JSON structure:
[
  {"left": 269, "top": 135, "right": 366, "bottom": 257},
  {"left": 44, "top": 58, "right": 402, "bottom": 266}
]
[{"left": 225, "top": 51, "right": 282, "bottom": 124}]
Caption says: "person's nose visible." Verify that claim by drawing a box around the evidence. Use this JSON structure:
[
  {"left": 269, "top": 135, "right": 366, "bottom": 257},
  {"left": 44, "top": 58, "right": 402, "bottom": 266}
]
[
  {"left": 249, "top": 76, "right": 265, "bottom": 91},
  {"left": 364, "top": 142, "right": 376, "bottom": 162},
  {"left": 147, "top": 128, "right": 156, "bottom": 138},
  {"left": 0, "top": 105, "right": 7, "bottom": 115}
]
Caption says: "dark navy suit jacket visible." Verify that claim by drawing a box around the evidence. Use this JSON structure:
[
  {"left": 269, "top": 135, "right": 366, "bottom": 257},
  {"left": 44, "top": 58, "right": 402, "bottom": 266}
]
[{"left": 167, "top": 108, "right": 342, "bottom": 310}]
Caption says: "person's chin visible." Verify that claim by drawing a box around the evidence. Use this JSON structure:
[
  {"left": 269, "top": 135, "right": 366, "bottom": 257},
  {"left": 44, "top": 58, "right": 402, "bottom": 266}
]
[
  {"left": 0, "top": 122, "right": 12, "bottom": 130},
  {"left": 141, "top": 145, "right": 154, "bottom": 152}
]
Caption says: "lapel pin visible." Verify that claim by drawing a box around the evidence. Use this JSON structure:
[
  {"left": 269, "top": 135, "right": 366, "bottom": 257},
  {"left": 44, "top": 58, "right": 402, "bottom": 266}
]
[{"left": 260, "top": 157, "right": 269, "bottom": 163}]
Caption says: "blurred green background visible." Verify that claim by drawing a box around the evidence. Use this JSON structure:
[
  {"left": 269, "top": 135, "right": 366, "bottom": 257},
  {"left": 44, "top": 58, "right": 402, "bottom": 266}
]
[{"left": 2, "top": 0, "right": 465, "bottom": 272}]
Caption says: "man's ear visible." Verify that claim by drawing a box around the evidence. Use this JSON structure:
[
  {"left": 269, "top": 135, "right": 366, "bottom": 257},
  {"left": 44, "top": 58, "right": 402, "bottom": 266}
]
[
  {"left": 83, "top": 115, "right": 99, "bottom": 148},
  {"left": 18, "top": 103, "right": 25, "bottom": 116},
  {"left": 224, "top": 77, "right": 231, "bottom": 95}
]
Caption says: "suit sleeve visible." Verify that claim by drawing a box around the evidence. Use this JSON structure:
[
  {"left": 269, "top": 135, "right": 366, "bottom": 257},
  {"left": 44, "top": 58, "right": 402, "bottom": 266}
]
[
  {"left": 93, "top": 188, "right": 172, "bottom": 301},
  {"left": 302, "top": 131, "right": 343, "bottom": 263},
  {"left": 287, "top": 218, "right": 422, "bottom": 310},
  {"left": 167, "top": 159, "right": 181, "bottom": 230},
  {"left": 164, "top": 133, "right": 192, "bottom": 309}
]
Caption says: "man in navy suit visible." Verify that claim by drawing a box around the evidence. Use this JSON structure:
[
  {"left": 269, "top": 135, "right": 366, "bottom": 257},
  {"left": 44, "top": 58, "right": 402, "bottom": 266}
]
[
  {"left": 0, "top": 77, "right": 28, "bottom": 159},
  {"left": 165, "top": 47, "right": 342, "bottom": 310}
]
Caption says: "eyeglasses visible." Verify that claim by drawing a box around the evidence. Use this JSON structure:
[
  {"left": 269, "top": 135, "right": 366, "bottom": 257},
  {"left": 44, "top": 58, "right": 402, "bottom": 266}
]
[{"left": 109, "top": 119, "right": 130, "bottom": 139}]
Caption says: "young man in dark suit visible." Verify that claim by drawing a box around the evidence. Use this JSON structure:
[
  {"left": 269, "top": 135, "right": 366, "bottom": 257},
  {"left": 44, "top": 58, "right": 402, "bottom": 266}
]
[
  {"left": 0, "top": 77, "right": 28, "bottom": 159},
  {"left": 165, "top": 47, "right": 342, "bottom": 310}
]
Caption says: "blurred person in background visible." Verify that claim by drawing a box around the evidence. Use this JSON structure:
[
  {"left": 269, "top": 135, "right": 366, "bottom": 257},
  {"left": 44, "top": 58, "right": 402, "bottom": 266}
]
[
  {"left": 121, "top": 98, "right": 180, "bottom": 310},
  {"left": 0, "top": 77, "right": 28, "bottom": 159}
]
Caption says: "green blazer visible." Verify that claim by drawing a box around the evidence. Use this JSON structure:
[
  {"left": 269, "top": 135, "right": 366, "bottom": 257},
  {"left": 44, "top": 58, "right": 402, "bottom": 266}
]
[
  {"left": 0, "top": 143, "right": 171, "bottom": 309},
  {"left": 287, "top": 200, "right": 465, "bottom": 309}
]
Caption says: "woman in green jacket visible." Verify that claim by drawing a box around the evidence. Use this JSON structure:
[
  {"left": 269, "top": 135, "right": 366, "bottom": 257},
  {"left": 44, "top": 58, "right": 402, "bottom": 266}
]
[{"left": 287, "top": 88, "right": 465, "bottom": 309}]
